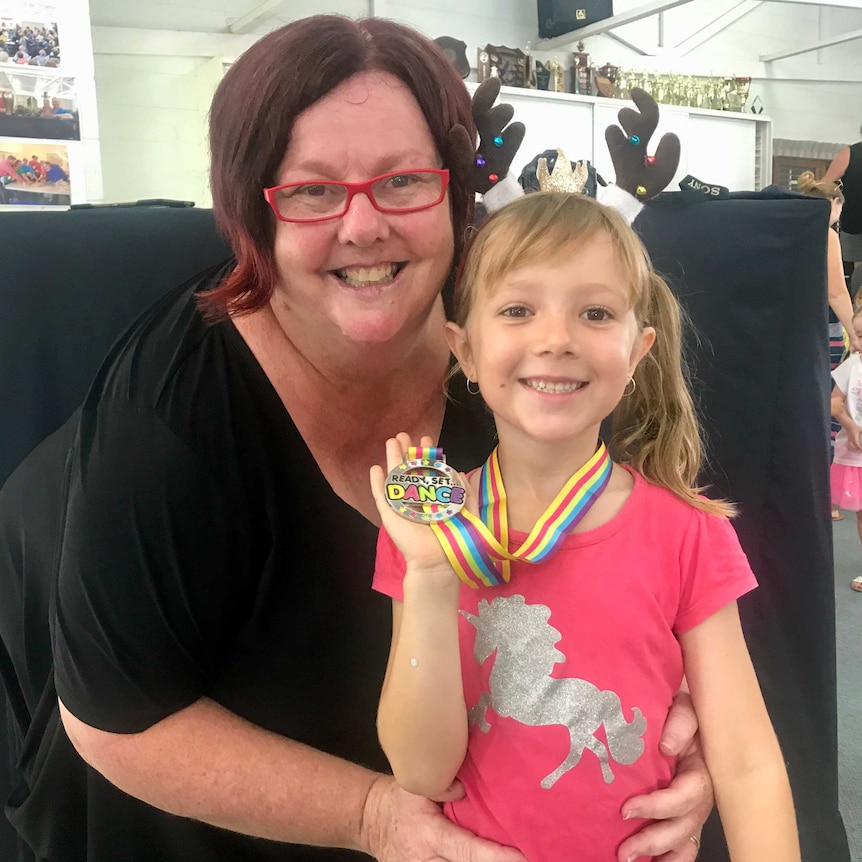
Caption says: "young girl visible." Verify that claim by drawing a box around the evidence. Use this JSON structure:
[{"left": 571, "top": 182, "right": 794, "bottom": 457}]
[
  {"left": 830, "top": 306, "right": 862, "bottom": 592},
  {"left": 370, "top": 193, "right": 800, "bottom": 861}
]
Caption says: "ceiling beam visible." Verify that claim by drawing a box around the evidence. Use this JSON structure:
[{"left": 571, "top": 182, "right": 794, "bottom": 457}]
[
  {"left": 91, "top": 26, "right": 258, "bottom": 61},
  {"left": 534, "top": 0, "right": 696, "bottom": 51},
  {"left": 605, "top": 31, "right": 653, "bottom": 55},
  {"left": 760, "top": 26, "right": 862, "bottom": 60},
  {"left": 676, "top": 0, "right": 764, "bottom": 56},
  {"left": 228, "top": 0, "right": 282, "bottom": 35},
  {"left": 764, "top": 0, "right": 862, "bottom": 7}
]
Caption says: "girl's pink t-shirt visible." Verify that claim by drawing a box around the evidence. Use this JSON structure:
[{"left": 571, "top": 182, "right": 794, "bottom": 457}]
[{"left": 373, "top": 470, "right": 756, "bottom": 861}]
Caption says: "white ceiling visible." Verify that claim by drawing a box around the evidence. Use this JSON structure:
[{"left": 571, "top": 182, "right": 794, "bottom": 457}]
[
  {"left": 87, "top": 0, "right": 369, "bottom": 34},
  {"left": 85, "top": 0, "right": 862, "bottom": 61},
  {"left": 87, "top": 0, "right": 862, "bottom": 35}
]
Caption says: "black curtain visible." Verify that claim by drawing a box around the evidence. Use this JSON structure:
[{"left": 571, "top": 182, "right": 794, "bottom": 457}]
[
  {"left": 0, "top": 205, "right": 230, "bottom": 860},
  {"left": 636, "top": 188, "right": 849, "bottom": 860},
  {"left": 0, "top": 193, "right": 849, "bottom": 860}
]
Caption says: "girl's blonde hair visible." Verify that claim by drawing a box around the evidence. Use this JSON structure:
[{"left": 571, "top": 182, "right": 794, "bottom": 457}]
[
  {"left": 797, "top": 170, "right": 844, "bottom": 203},
  {"left": 454, "top": 192, "right": 734, "bottom": 517}
]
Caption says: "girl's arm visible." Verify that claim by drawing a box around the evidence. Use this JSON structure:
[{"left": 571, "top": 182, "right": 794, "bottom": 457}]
[
  {"left": 831, "top": 385, "right": 862, "bottom": 450},
  {"left": 679, "top": 602, "right": 800, "bottom": 862},
  {"left": 826, "top": 230, "right": 861, "bottom": 353},
  {"left": 377, "top": 579, "right": 468, "bottom": 798},
  {"left": 372, "top": 434, "right": 470, "bottom": 798}
]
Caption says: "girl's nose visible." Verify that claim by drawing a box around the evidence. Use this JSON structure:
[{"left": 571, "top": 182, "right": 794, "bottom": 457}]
[
  {"left": 337, "top": 192, "right": 390, "bottom": 247},
  {"left": 535, "top": 314, "right": 576, "bottom": 355}
]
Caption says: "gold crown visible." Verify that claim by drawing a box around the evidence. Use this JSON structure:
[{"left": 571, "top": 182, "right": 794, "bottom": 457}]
[{"left": 537, "top": 148, "right": 588, "bottom": 194}]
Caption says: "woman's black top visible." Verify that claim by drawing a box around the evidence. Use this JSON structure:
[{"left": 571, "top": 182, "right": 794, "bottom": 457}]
[{"left": 0, "top": 264, "right": 494, "bottom": 861}]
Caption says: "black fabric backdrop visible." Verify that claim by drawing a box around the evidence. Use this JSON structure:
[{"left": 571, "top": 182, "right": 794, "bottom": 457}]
[
  {"left": 636, "top": 189, "right": 849, "bottom": 860},
  {"left": 0, "top": 194, "right": 849, "bottom": 859},
  {"left": 0, "top": 206, "right": 231, "bottom": 861}
]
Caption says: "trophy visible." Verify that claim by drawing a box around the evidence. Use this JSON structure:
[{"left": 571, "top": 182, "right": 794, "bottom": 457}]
[
  {"left": 595, "top": 63, "right": 619, "bottom": 98},
  {"left": 477, "top": 44, "right": 528, "bottom": 87},
  {"left": 571, "top": 41, "right": 593, "bottom": 96},
  {"left": 546, "top": 58, "right": 565, "bottom": 93}
]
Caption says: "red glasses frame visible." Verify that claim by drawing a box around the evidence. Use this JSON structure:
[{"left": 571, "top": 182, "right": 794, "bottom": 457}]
[{"left": 263, "top": 168, "right": 450, "bottom": 223}]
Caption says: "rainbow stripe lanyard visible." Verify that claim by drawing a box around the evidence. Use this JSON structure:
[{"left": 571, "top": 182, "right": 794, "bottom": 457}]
[{"left": 429, "top": 443, "right": 612, "bottom": 589}]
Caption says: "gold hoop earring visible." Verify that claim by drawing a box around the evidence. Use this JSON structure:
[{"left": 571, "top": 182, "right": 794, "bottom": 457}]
[
  {"left": 466, "top": 378, "right": 480, "bottom": 395},
  {"left": 623, "top": 377, "right": 637, "bottom": 397}
]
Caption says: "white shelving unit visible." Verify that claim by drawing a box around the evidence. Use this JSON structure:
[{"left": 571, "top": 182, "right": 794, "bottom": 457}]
[{"left": 469, "top": 83, "right": 773, "bottom": 193}]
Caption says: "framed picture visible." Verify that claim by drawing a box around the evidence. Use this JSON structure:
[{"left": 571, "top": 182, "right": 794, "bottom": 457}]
[
  {"left": 477, "top": 44, "right": 527, "bottom": 88},
  {"left": 0, "top": 138, "right": 71, "bottom": 207}
]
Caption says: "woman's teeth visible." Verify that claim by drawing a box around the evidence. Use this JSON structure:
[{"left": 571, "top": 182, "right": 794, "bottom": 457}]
[
  {"left": 524, "top": 379, "right": 585, "bottom": 393},
  {"left": 336, "top": 264, "right": 398, "bottom": 287}
]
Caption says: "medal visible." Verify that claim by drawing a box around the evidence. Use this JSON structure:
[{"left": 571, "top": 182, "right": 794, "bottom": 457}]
[
  {"left": 384, "top": 447, "right": 467, "bottom": 523},
  {"left": 431, "top": 443, "right": 612, "bottom": 588}
]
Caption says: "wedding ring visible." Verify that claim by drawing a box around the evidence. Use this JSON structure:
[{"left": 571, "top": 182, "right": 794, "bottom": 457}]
[{"left": 689, "top": 834, "right": 701, "bottom": 853}]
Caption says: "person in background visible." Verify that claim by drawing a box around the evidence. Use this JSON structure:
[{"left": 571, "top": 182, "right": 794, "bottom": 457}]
[
  {"left": 797, "top": 170, "right": 861, "bottom": 520},
  {"left": 372, "top": 192, "right": 800, "bottom": 862},
  {"left": 830, "top": 304, "right": 862, "bottom": 593},
  {"left": 0, "top": 154, "right": 20, "bottom": 185},
  {"left": 44, "top": 161, "right": 68, "bottom": 183},
  {"left": 14, "top": 160, "right": 36, "bottom": 183},
  {"left": 824, "top": 125, "right": 862, "bottom": 267},
  {"left": 28, "top": 155, "right": 44, "bottom": 181},
  {"left": 0, "top": 15, "right": 711, "bottom": 862},
  {"left": 50, "top": 97, "right": 72, "bottom": 117}
]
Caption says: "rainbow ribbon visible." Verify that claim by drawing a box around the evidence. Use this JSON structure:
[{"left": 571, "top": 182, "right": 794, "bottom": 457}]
[
  {"left": 431, "top": 443, "right": 612, "bottom": 588},
  {"left": 408, "top": 447, "right": 443, "bottom": 462}
]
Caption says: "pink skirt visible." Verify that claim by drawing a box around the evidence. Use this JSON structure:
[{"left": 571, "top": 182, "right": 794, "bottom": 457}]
[{"left": 831, "top": 462, "right": 862, "bottom": 511}]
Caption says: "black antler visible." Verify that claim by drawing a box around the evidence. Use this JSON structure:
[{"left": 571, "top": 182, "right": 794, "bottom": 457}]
[
  {"left": 604, "top": 88, "right": 680, "bottom": 201},
  {"left": 448, "top": 78, "right": 526, "bottom": 195}
]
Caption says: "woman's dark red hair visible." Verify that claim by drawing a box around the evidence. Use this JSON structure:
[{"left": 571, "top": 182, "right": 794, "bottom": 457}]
[{"left": 201, "top": 15, "right": 476, "bottom": 317}]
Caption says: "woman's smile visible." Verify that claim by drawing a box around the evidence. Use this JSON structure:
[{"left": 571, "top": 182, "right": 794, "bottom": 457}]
[{"left": 331, "top": 261, "right": 407, "bottom": 289}]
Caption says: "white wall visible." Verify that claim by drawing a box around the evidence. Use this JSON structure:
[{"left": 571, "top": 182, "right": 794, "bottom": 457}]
[
  {"left": 91, "top": 0, "right": 862, "bottom": 205},
  {"left": 94, "top": 53, "right": 219, "bottom": 204}
]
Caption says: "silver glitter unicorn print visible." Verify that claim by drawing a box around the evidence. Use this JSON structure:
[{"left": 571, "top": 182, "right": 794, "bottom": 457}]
[{"left": 461, "top": 595, "right": 646, "bottom": 788}]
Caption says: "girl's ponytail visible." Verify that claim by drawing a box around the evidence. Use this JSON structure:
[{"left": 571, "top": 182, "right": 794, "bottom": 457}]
[{"left": 610, "top": 273, "right": 735, "bottom": 518}]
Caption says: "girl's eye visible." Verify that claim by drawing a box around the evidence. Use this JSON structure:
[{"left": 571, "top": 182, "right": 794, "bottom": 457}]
[
  {"left": 501, "top": 306, "right": 530, "bottom": 319},
  {"left": 584, "top": 307, "right": 612, "bottom": 322}
]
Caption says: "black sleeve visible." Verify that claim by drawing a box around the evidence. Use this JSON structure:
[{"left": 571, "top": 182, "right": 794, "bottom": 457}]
[{"left": 53, "top": 398, "right": 244, "bottom": 733}]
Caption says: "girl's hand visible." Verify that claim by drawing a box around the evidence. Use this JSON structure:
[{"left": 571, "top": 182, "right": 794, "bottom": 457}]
[
  {"left": 848, "top": 425, "right": 862, "bottom": 451},
  {"left": 370, "top": 433, "right": 467, "bottom": 578}
]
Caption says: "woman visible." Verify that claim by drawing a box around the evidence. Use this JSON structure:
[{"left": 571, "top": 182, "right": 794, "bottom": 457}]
[
  {"left": 0, "top": 16, "right": 711, "bottom": 862},
  {"left": 797, "top": 171, "right": 861, "bottom": 521},
  {"left": 823, "top": 127, "right": 862, "bottom": 267},
  {"left": 796, "top": 170, "right": 860, "bottom": 356}
]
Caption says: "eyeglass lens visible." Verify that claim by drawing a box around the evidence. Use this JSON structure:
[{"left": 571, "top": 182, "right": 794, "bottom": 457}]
[{"left": 272, "top": 171, "right": 444, "bottom": 220}]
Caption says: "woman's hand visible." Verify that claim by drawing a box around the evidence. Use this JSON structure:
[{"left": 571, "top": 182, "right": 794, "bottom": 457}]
[
  {"left": 617, "top": 691, "right": 713, "bottom": 861},
  {"left": 849, "top": 332, "right": 862, "bottom": 355},
  {"left": 360, "top": 775, "right": 526, "bottom": 862},
  {"left": 370, "top": 433, "right": 467, "bottom": 577}
]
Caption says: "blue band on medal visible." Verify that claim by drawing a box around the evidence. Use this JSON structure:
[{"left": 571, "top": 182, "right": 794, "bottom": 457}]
[{"left": 384, "top": 456, "right": 467, "bottom": 523}]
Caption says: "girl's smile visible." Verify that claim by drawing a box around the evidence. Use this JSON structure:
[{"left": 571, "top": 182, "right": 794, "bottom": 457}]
[{"left": 447, "top": 231, "right": 655, "bottom": 457}]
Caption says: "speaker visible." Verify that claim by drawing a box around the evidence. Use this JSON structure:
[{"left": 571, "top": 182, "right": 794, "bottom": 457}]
[{"left": 538, "top": 0, "right": 614, "bottom": 39}]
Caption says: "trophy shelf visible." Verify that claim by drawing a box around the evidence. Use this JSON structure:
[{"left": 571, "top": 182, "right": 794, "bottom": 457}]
[{"left": 467, "top": 82, "right": 773, "bottom": 194}]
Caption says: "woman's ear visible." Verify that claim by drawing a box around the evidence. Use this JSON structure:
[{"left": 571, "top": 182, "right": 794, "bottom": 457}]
[{"left": 445, "top": 321, "right": 476, "bottom": 381}]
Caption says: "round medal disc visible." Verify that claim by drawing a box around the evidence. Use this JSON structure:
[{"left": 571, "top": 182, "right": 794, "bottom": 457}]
[{"left": 384, "top": 457, "right": 467, "bottom": 523}]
